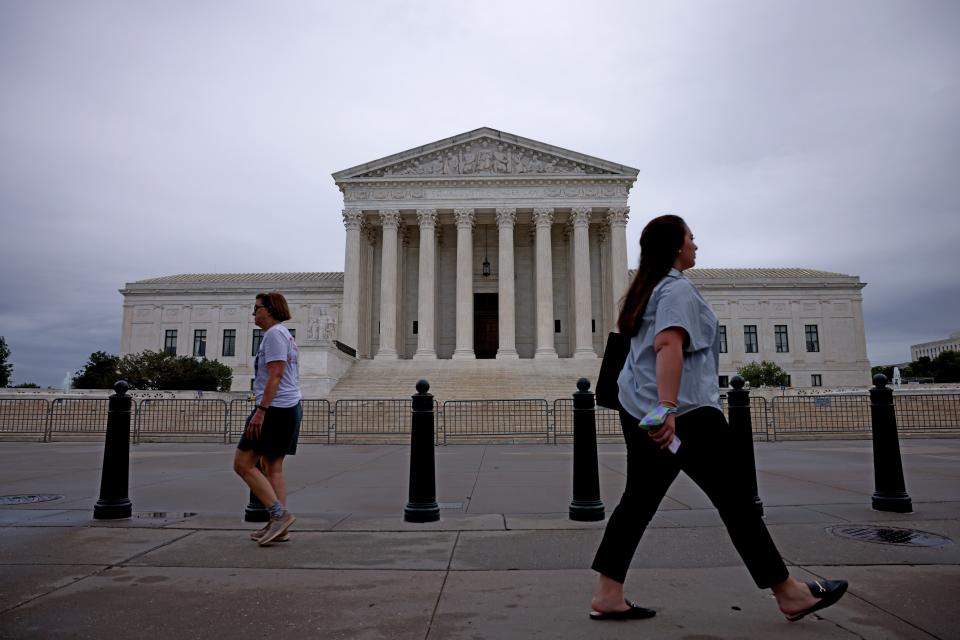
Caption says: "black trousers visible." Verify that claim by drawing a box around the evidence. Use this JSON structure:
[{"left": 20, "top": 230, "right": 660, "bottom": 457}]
[{"left": 591, "top": 406, "right": 789, "bottom": 588}]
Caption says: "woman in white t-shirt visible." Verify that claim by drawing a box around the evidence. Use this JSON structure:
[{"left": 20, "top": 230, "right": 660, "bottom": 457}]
[{"left": 233, "top": 291, "right": 302, "bottom": 546}]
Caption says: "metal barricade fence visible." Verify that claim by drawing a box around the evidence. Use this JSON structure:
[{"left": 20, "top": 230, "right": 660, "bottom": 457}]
[
  {"left": 300, "top": 399, "right": 332, "bottom": 443},
  {"left": 442, "top": 399, "right": 550, "bottom": 444},
  {"left": 7, "top": 391, "right": 960, "bottom": 443},
  {"left": 332, "top": 399, "right": 430, "bottom": 444},
  {"left": 552, "top": 399, "right": 621, "bottom": 443},
  {"left": 720, "top": 396, "right": 772, "bottom": 441},
  {"left": 134, "top": 399, "right": 229, "bottom": 443},
  {"left": 893, "top": 394, "right": 960, "bottom": 433},
  {"left": 0, "top": 398, "right": 50, "bottom": 441},
  {"left": 771, "top": 395, "right": 872, "bottom": 439},
  {"left": 48, "top": 398, "right": 110, "bottom": 440},
  {"left": 228, "top": 398, "right": 255, "bottom": 442}
]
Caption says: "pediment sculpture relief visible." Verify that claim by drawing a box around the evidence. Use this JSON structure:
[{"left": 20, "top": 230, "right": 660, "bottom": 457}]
[{"left": 358, "top": 139, "right": 615, "bottom": 178}]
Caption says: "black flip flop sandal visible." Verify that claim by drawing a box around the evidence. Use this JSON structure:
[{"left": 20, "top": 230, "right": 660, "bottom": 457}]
[
  {"left": 589, "top": 599, "right": 656, "bottom": 621},
  {"left": 786, "top": 579, "right": 848, "bottom": 622}
]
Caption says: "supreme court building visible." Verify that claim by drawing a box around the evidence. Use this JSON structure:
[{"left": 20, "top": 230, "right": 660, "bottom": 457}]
[{"left": 120, "top": 128, "right": 871, "bottom": 395}]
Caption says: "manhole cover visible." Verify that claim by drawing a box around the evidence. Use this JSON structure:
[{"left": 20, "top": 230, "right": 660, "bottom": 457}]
[
  {"left": 829, "top": 525, "right": 952, "bottom": 547},
  {"left": 0, "top": 494, "right": 63, "bottom": 506},
  {"left": 134, "top": 512, "right": 197, "bottom": 519}
]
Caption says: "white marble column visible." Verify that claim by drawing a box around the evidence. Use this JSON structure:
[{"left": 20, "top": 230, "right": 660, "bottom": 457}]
[
  {"left": 341, "top": 208, "right": 364, "bottom": 351},
  {"left": 495, "top": 207, "right": 519, "bottom": 359},
  {"left": 413, "top": 208, "right": 438, "bottom": 360},
  {"left": 571, "top": 207, "right": 596, "bottom": 358},
  {"left": 452, "top": 208, "right": 475, "bottom": 359},
  {"left": 375, "top": 209, "right": 400, "bottom": 359},
  {"left": 533, "top": 207, "right": 558, "bottom": 358},
  {"left": 607, "top": 207, "right": 630, "bottom": 326}
]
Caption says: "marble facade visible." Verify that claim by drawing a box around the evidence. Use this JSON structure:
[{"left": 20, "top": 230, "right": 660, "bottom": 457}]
[{"left": 332, "top": 128, "right": 637, "bottom": 361}]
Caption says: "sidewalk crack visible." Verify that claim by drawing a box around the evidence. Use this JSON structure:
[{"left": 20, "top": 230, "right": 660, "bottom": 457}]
[
  {"left": 424, "top": 530, "right": 459, "bottom": 640},
  {"left": 462, "top": 446, "right": 487, "bottom": 514}
]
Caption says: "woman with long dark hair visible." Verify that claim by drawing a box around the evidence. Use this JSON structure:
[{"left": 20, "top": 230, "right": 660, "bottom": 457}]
[{"left": 588, "top": 215, "right": 847, "bottom": 622}]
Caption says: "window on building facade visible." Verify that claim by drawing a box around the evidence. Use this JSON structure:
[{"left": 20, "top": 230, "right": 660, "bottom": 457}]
[
  {"left": 252, "top": 329, "right": 263, "bottom": 356},
  {"left": 744, "top": 325, "right": 758, "bottom": 353},
  {"left": 719, "top": 325, "right": 728, "bottom": 353},
  {"left": 289, "top": 328, "right": 295, "bottom": 339},
  {"left": 222, "top": 329, "right": 236, "bottom": 357},
  {"left": 193, "top": 329, "right": 207, "bottom": 357},
  {"left": 811, "top": 374, "right": 822, "bottom": 387},
  {"left": 164, "top": 330, "right": 177, "bottom": 355},
  {"left": 718, "top": 375, "right": 729, "bottom": 388},
  {"left": 555, "top": 320, "right": 561, "bottom": 333},
  {"left": 775, "top": 325, "right": 789, "bottom": 353},
  {"left": 805, "top": 324, "right": 820, "bottom": 352},
  {"left": 784, "top": 374, "right": 791, "bottom": 387},
  {"left": 412, "top": 320, "right": 418, "bottom": 334}
]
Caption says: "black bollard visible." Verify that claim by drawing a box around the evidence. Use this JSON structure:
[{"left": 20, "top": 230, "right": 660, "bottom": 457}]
[
  {"left": 870, "top": 374, "right": 913, "bottom": 513},
  {"left": 93, "top": 381, "right": 133, "bottom": 519},
  {"left": 727, "top": 376, "right": 764, "bottom": 517},
  {"left": 569, "top": 378, "right": 605, "bottom": 521},
  {"left": 244, "top": 459, "right": 270, "bottom": 522},
  {"left": 405, "top": 379, "right": 440, "bottom": 523}
]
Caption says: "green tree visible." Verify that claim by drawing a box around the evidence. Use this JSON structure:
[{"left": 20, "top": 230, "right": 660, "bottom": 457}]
[
  {"left": 0, "top": 336, "right": 12, "bottom": 387},
  {"left": 736, "top": 360, "right": 790, "bottom": 387},
  {"left": 73, "top": 350, "right": 233, "bottom": 391},
  {"left": 930, "top": 350, "right": 960, "bottom": 383},
  {"left": 72, "top": 351, "right": 121, "bottom": 389},
  {"left": 871, "top": 365, "right": 894, "bottom": 379},
  {"left": 911, "top": 356, "right": 933, "bottom": 379},
  {"left": 11, "top": 382, "right": 41, "bottom": 388}
]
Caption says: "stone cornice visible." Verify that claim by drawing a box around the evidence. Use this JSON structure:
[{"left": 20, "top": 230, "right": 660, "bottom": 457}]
[{"left": 120, "top": 282, "right": 343, "bottom": 296}]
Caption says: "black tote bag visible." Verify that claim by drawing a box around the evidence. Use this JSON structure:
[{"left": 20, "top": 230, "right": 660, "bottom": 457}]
[{"left": 595, "top": 332, "right": 630, "bottom": 411}]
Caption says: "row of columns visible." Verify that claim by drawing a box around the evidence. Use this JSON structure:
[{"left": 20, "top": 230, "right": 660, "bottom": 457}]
[{"left": 341, "top": 206, "right": 630, "bottom": 359}]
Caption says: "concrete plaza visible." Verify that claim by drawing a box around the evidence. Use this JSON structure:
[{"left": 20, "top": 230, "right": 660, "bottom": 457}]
[{"left": 1, "top": 438, "right": 958, "bottom": 639}]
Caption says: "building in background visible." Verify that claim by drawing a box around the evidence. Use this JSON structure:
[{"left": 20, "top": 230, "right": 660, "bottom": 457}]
[
  {"left": 912, "top": 331, "right": 960, "bottom": 361},
  {"left": 120, "top": 129, "right": 871, "bottom": 395}
]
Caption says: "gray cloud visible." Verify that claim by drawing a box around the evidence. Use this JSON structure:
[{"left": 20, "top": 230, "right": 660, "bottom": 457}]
[{"left": 1, "top": 0, "right": 958, "bottom": 385}]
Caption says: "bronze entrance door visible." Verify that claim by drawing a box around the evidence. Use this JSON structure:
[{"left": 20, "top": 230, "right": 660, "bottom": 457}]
[{"left": 473, "top": 293, "right": 498, "bottom": 359}]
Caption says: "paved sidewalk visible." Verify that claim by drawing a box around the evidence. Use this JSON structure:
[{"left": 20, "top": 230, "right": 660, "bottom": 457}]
[{"left": 1, "top": 439, "right": 958, "bottom": 639}]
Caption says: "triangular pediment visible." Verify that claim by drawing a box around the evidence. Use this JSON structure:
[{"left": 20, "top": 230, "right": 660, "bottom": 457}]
[{"left": 333, "top": 127, "right": 638, "bottom": 181}]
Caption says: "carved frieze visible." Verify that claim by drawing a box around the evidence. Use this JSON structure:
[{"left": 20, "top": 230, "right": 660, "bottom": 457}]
[
  {"left": 342, "top": 182, "right": 630, "bottom": 204},
  {"left": 355, "top": 138, "right": 617, "bottom": 178}
]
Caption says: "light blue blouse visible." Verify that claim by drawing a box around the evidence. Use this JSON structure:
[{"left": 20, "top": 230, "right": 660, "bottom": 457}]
[{"left": 617, "top": 268, "right": 721, "bottom": 418}]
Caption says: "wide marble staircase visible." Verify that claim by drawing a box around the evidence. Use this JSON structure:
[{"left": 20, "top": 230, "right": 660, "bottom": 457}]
[{"left": 325, "top": 358, "right": 603, "bottom": 402}]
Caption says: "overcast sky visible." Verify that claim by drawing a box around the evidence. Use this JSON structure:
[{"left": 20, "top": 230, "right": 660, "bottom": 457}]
[{"left": 2, "top": 0, "right": 958, "bottom": 387}]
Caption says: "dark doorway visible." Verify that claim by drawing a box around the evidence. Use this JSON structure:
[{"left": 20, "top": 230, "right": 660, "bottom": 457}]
[{"left": 474, "top": 293, "right": 498, "bottom": 359}]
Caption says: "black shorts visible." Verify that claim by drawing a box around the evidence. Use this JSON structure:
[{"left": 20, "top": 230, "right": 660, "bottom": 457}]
[{"left": 237, "top": 402, "right": 302, "bottom": 458}]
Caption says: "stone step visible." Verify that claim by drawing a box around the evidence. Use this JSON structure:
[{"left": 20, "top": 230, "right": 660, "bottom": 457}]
[{"left": 327, "top": 358, "right": 602, "bottom": 402}]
